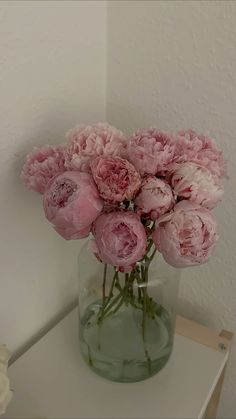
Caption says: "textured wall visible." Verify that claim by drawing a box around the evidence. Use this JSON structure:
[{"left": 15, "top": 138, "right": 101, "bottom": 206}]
[
  {"left": 0, "top": 1, "right": 106, "bottom": 353},
  {"left": 107, "top": 1, "right": 236, "bottom": 417}
]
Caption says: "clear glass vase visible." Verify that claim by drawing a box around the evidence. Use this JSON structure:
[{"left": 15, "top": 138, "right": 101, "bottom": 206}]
[{"left": 78, "top": 240, "right": 180, "bottom": 383}]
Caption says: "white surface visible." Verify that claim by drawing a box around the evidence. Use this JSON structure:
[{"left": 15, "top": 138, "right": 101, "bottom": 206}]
[
  {"left": 4, "top": 308, "right": 228, "bottom": 419},
  {"left": 0, "top": 1, "right": 106, "bottom": 352},
  {"left": 107, "top": 2, "right": 236, "bottom": 417}
]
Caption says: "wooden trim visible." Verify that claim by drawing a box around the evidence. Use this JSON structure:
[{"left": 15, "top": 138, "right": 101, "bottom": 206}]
[
  {"left": 204, "top": 367, "right": 226, "bottom": 419},
  {"left": 219, "top": 329, "right": 234, "bottom": 341},
  {"left": 175, "top": 316, "right": 232, "bottom": 352}
]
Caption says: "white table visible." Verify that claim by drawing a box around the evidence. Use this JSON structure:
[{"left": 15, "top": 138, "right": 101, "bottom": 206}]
[{"left": 4, "top": 308, "right": 232, "bottom": 419}]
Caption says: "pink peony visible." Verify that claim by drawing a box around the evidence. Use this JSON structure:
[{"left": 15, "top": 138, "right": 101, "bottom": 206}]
[
  {"left": 127, "top": 128, "right": 176, "bottom": 176},
  {"left": 171, "top": 162, "right": 224, "bottom": 209},
  {"left": 152, "top": 201, "right": 218, "bottom": 268},
  {"left": 43, "top": 171, "right": 103, "bottom": 240},
  {"left": 65, "top": 123, "right": 127, "bottom": 172},
  {"left": 21, "top": 145, "right": 66, "bottom": 194},
  {"left": 174, "top": 130, "right": 227, "bottom": 178},
  {"left": 92, "top": 210, "right": 147, "bottom": 270},
  {"left": 134, "top": 176, "right": 175, "bottom": 220},
  {"left": 90, "top": 156, "right": 141, "bottom": 203}
]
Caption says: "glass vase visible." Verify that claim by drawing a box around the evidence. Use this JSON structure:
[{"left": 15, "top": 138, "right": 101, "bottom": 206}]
[{"left": 78, "top": 241, "right": 180, "bottom": 383}]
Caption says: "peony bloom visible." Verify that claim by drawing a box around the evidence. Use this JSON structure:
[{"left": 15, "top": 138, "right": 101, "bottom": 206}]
[
  {"left": 90, "top": 156, "right": 141, "bottom": 204},
  {"left": 21, "top": 145, "right": 66, "bottom": 194},
  {"left": 127, "top": 128, "right": 176, "bottom": 176},
  {"left": 152, "top": 201, "right": 218, "bottom": 268},
  {"left": 171, "top": 162, "right": 224, "bottom": 209},
  {"left": 43, "top": 171, "right": 103, "bottom": 240},
  {"left": 174, "top": 130, "right": 227, "bottom": 178},
  {"left": 0, "top": 344, "right": 13, "bottom": 415},
  {"left": 92, "top": 210, "right": 147, "bottom": 270},
  {"left": 65, "top": 123, "right": 127, "bottom": 172},
  {"left": 134, "top": 176, "right": 175, "bottom": 220}
]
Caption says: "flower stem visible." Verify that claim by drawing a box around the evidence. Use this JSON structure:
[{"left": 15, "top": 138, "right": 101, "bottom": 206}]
[
  {"left": 142, "top": 266, "right": 152, "bottom": 374},
  {"left": 97, "top": 264, "right": 108, "bottom": 329},
  {"left": 149, "top": 248, "right": 157, "bottom": 262},
  {"left": 106, "top": 270, "right": 118, "bottom": 304},
  {"left": 146, "top": 239, "right": 154, "bottom": 254},
  {"left": 102, "top": 264, "right": 107, "bottom": 304},
  {"left": 104, "top": 293, "right": 123, "bottom": 315},
  {"left": 96, "top": 251, "right": 158, "bottom": 376}
]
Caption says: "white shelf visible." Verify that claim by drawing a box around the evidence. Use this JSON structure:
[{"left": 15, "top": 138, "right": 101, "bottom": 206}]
[{"left": 4, "top": 308, "right": 230, "bottom": 419}]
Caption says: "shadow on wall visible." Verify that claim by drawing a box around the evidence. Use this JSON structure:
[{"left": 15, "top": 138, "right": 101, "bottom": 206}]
[
  {"left": 15, "top": 103, "right": 105, "bottom": 163},
  {"left": 5, "top": 101, "right": 106, "bottom": 198}
]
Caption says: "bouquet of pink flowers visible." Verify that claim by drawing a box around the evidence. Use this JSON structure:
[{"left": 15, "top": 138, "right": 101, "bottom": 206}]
[
  {"left": 21, "top": 123, "right": 227, "bottom": 378},
  {"left": 21, "top": 122, "right": 226, "bottom": 271}
]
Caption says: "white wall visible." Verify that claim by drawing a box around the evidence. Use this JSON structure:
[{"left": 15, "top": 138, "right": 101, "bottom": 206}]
[
  {"left": 0, "top": 0, "right": 106, "bottom": 353},
  {"left": 1, "top": 0, "right": 236, "bottom": 416},
  {"left": 107, "top": 1, "right": 236, "bottom": 417}
]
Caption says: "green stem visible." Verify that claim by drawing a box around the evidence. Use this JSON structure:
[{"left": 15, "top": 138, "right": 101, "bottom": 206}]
[
  {"left": 149, "top": 248, "right": 157, "bottom": 263},
  {"left": 146, "top": 239, "right": 154, "bottom": 254},
  {"left": 115, "top": 272, "right": 122, "bottom": 291},
  {"left": 98, "top": 292, "right": 123, "bottom": 323},
  {"left": 133, "top": 268, "right": 143, "bottom": 302},
  {"left": 96, "top": 248, "right": 157, "bottom": 376},
  {"left": 142, "top": 266, "right": 152, "bottom": 374},
  {"left": 98, "top": 263, "right": 108, "bottom": 326},
  {"left": 98, "top": 269, "right": 125, "bottom": 325},
  {"left": 99, "top": 271, "right": 133, "bottom": 322},
  {"left": 102, "top": 264, "right": 107, "bottom": 304},
  {"left": 106, "top": 270, "right": 118, "bottom": 304},
  {"left": 125, "top": 272, "right": 135, "bottom": 305},
  {"left": 103, "top": 294, "right": 126, "bottom": 321}
]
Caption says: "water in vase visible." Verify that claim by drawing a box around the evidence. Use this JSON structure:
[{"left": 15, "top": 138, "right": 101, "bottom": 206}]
[{"left": 79, "top": 299, "right": 173, "bottom": 382}]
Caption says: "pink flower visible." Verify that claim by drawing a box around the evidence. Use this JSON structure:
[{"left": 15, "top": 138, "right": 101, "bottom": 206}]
[
  {"left": 127, "top": 128, "right": 176, "bottom": 176},
  {"left": 152, "top": 201, "right": 218, "bottom": 268},
  {"left": 65, "top": 123, "right": 127, "bottom": 172},
  {"left": 92, "top": 210, "right": 147, "bottom": 270},
  {"left": 171, "top": 162, "right": 224, "bottom": 209},
  {"left": 90, "top": 156, "right": 141, "bottom": 203},
  {"left": 43, "top": 171, "right": 103, "bottom": 240},
  {"left": 21, "top": 145, "right": 66, "bottom": 194},
  {"left": 134, "top": 176, "right": 175, "bottom": 220},
  {"left": 174, "top": 130, "right": 227, "bottom": 178}
]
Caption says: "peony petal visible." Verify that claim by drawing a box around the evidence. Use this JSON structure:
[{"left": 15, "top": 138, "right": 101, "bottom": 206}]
[
  {"left": 92, "top": 210, "right": 147, "bottom": 269},
  {"left": 43, "top": 171, "right": 103, "bottom": 240},
  {"left": 153, "top": 202, "right": 218, "bottom": 268}
]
